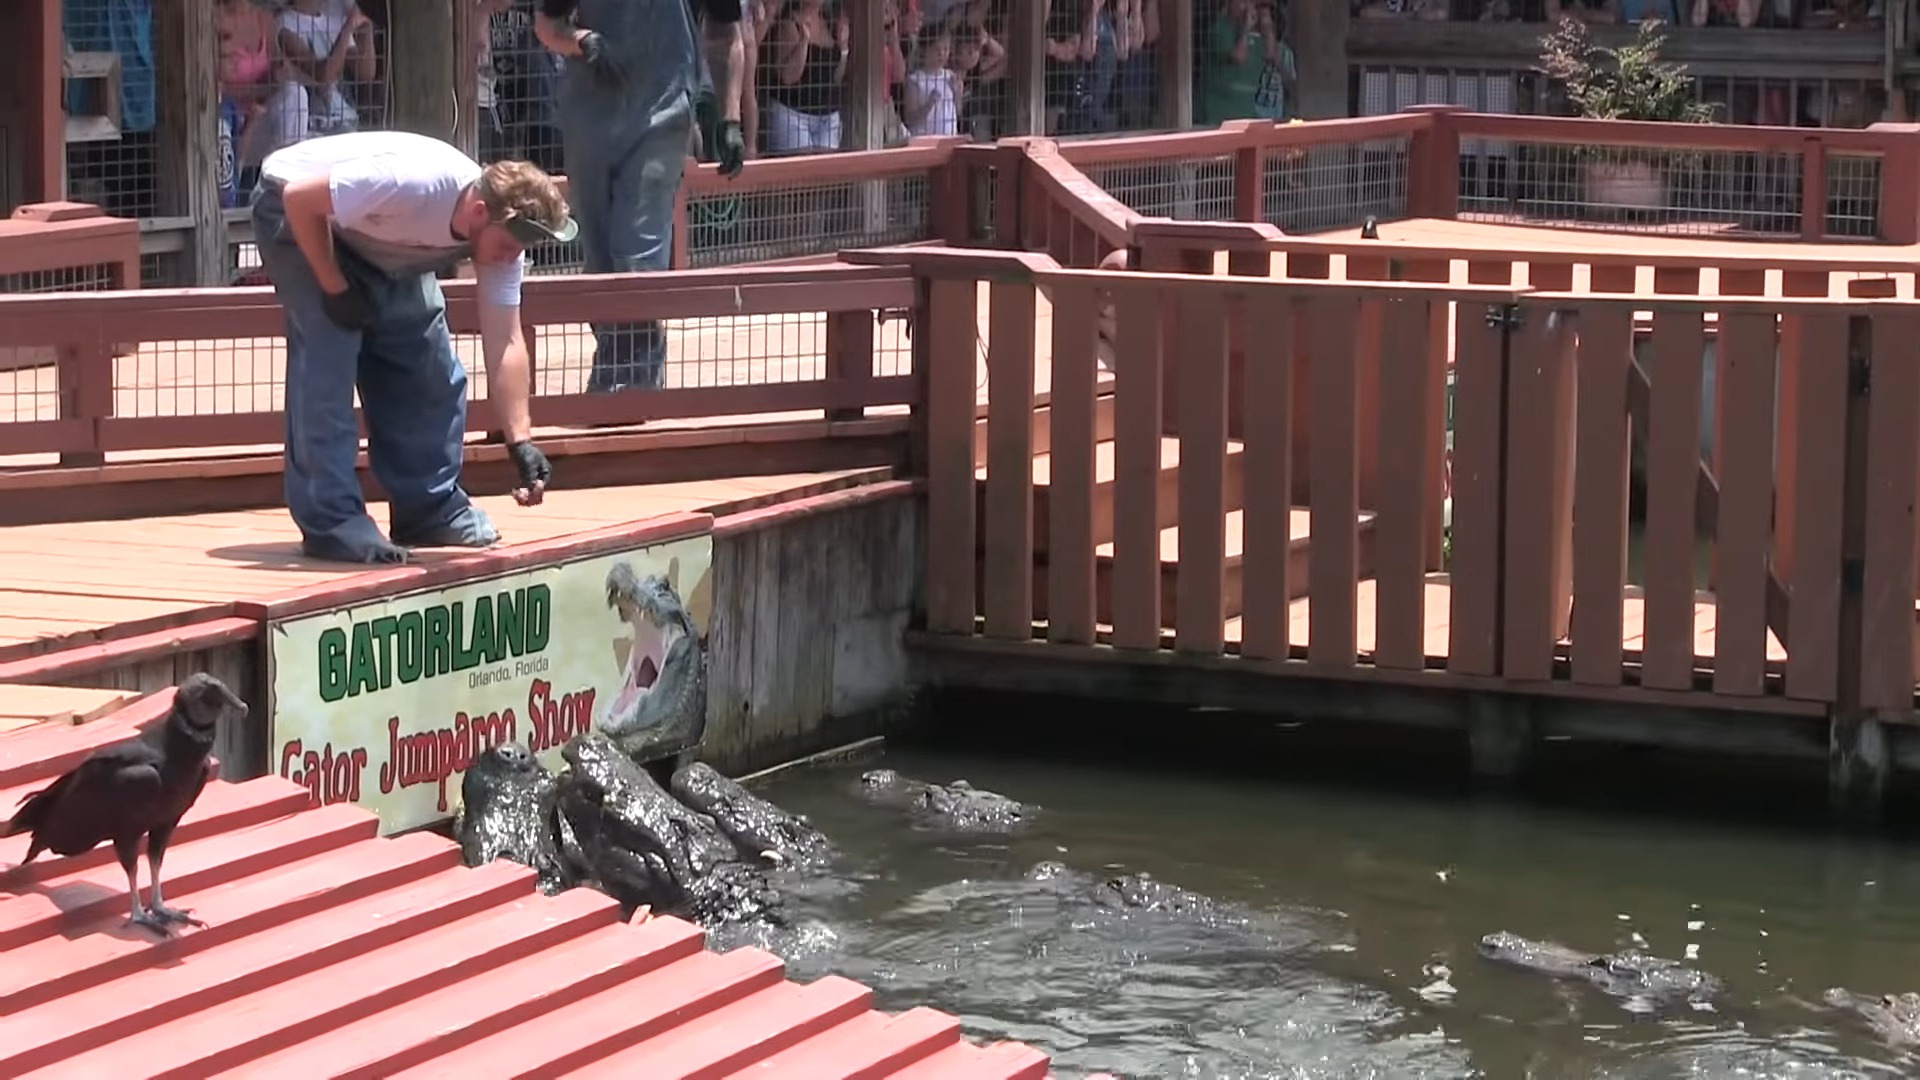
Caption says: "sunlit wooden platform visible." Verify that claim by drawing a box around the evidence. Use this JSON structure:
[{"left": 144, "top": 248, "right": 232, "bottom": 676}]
[
  {"left": 1307, "top": 217, "right": 1919, "bottom": 298},
  {"left": 0, "top": 468, "right": 888, "bottom": 659},
  {"left": 1223, "top": 575, "right": 1786, "bottom": 667}
]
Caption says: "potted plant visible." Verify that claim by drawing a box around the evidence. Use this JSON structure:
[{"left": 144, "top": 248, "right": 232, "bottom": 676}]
[{"left": 1537, "top": 17, "right": 1715, "bottom": 213}]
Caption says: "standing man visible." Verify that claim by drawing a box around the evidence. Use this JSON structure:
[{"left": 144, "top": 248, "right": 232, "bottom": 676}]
[
  {"left": 252, "top": 130, "right": 576, "bottom": 565},
  {"left": 535, "top": 0, "right": 749, "bottom": 395}
]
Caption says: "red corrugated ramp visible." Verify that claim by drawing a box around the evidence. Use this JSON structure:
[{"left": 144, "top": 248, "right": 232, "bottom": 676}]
[{"left": 0, "top": 689, "right": 1055, "bottom": 1080}]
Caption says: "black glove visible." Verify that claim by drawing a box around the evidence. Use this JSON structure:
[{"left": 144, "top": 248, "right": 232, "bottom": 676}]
[
  {"left": 507, "top": 440, "right": 551, "bottom": 504},
  {"left": 321, "top": 286, "right": 371, "bottom": 332},
  {"left": 576, "top": 31, "right": 625, "bottom": 89},
  {"left": 715, "top": 120, "right": 746, "bottom": 179}
]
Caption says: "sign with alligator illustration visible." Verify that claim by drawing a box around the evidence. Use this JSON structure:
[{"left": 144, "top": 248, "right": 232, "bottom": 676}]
[{"left": 266, "top": 534, "right": 714, "bottom": 836}]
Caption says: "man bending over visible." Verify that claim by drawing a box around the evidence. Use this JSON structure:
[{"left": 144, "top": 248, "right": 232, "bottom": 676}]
[{"left": 251, "top": 130, "right": 574, "bottom": 564}]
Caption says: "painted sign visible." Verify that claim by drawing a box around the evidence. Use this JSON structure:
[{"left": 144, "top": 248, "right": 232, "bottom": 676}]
[{"left": 268, "top": 534, "right": 714, "bottom": 835}]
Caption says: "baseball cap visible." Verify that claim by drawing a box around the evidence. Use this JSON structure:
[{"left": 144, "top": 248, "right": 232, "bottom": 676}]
[{"left": 502, "top": 208, "right": 580, "bottom": 246}]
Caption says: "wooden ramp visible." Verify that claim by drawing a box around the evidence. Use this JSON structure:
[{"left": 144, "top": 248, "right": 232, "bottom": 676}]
[{"left": 0, "top": 691, "right": 1052, "bottom": 1079}]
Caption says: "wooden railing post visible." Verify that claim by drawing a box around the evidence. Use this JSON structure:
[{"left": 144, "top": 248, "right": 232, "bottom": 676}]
[
  {"left": 825, "top": 310, "right": 876, "bottom": 423},
  {"left": 56, "top": 338, "right": 112, "bottom": 468},
  {"left": 1864, "top": 122, "right": 1920, "bottom": 244},
  {"left": 1500, "top": 306, "right": 1577, "bottom": 682},
  {"left": 950, "top": 144, "right": 997, "bottom": 246},
  {"left": 1223, "top": 120, "right": 1268, "bottom": 224},
  {"left": 1799, "top": 135, "right": 1827, "bottom": 243},
  {"left": 1404, "top": 105, "right": 1464, "bottom": 221}
]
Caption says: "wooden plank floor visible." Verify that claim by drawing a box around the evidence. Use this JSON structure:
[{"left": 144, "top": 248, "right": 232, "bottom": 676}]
[
  {"left": 0, "top": 685, "right": 138, "bottom": 733},
  {"left": 1298, "top": 217, "right": 1917, "bottom": 298},
  {"left": 1222, "top": 574, "right": 1787, "bottom": 666},
  {"left": 0, "top": 469, "right": 882, "bottom": 656}
]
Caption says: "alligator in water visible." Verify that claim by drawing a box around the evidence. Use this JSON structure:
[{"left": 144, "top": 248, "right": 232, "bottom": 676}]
[
  {"left": 670, "top": 762, "right": 840, "bottom": 869},
  {"left": 599, "top": 564, "right": 707, "bottom": 763},
  {"left": 552, "top": 735, "right": 782, "bottom": 926},
  {"left": 1026, "top": 860, "right": 1221, "bottom": 917},
  {"left": 1476, "top": 930, "right": 1722, "bottom": 1014},
  {"left": 1823, "top": 988, "right": 1920, "bottom": 1048},
  {"left": 454, "top": 742, "right": 574, "bottom": 895},
  {"left": 857, "top": 769, "right": 1033, "bottom": 832}
]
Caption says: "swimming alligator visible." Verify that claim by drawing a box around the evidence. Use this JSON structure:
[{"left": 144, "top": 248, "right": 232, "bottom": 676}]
[
  {"left": 599, "top": 564, "right": 707, "bottom": 764},
  {"left": 1476, "top": 931, "right": 1722, "bottom": 1014},
  {"left": 1027, "top": 860, "right": 1221, "bottom": 917},
  {"left": 670, "top": 761, "right": 840, "bottom": 869},
  {"left": 552, "top": 734, "right": 782, "bottom": 927},
  {"left": 857, "top": 769, "right": 1033, "bottom": 833},
  {"left": 454, "top": 742, "right": 574, "bottom": 895},
  {"left": 1823, "top": 988, "right": 1920, "bottom": 1048}
]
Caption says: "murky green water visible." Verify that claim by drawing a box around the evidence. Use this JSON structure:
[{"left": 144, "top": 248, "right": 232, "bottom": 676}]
[{"left": 734, "top": 703, "right": 1920, "bottom": 1079}]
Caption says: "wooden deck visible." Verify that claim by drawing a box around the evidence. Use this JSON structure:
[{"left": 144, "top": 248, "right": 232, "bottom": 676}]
[
  {"left": 1223, "top": 576, "right": 1786, "bottom": 666},
  {"left": 1304, "top": 217, "right": 1918, "bottom": 297},
  {"left": 0, "top": 468, "right": 887, "bottom": 658}
]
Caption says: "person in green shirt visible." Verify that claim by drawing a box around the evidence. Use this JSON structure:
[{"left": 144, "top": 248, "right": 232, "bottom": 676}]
[{"left": 1196, "top": 0, "right": 1295, "bottom": 126}]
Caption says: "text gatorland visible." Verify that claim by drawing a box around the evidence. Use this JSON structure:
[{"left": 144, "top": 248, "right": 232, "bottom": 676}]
[
  {"left": 278, "top": 677, "right": 598, "bottom": 813},
  {"left": 316, "top": 583, "right": 553, "bottom": 703}
]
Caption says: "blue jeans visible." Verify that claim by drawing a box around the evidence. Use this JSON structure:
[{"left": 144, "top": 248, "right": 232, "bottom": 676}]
[
  {"left": 252, "top": 183, "right": 488, "bottom": 561},
  {"left": 563, "top": 102, "right": 693, "bottom": 393}
]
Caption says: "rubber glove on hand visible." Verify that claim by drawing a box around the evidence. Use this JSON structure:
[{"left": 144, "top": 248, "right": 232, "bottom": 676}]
[
  {"left": 577, "top": 31, "right": 625, "bottom": 89},
  {"left": 321, "top": 286, "right": 372, "bottom": 332},
  {"left": 715, "top": 121, "right": 746, "bottom": 178},
  {"left": 508, "top": 440, "right": 551, "bottom": 506}
]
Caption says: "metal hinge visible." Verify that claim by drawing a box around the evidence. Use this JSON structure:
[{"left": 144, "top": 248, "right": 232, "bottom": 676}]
[
  {"left": 1850, "top": 351, "right": 1872, "bottom": 397},
  {"left": 1485, "top": 304, "right": 1523, "bottom": 331},
  {"left": 1842, "top": 555, "right": 1866, "bottom": 595}
]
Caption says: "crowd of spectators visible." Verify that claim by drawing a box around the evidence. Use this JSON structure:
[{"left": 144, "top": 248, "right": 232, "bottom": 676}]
[
  {"left": 215, "top": 0, "right": 385, "bottom": 204},
  {"left": 48, "top": 0, "right": 1895, "bottom": 225},
  {"left": 471, "top": 0, "right": 1306, "bottom": 168},
  {"left": 1356, "top": 0, "right": 1883, "bottom": 31}
]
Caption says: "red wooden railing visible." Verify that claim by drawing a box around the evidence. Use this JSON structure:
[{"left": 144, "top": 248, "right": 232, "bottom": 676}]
[
  {"left": 909, "top": 242, "right": 1920, "bottom": 717},
  {"left": 0, "top": 261, "right": 917, "bottom": 466}
]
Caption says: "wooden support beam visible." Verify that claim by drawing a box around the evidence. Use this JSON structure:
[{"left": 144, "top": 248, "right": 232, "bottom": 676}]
[
  {"left": 388, "top": 0, "right": 457, "bottom": 142},
  {"left": 153, "top": 0, "right": 226, "bottom": 285},
  {"left": 19, "top": 0, "right": 65, "bottom": 206}
]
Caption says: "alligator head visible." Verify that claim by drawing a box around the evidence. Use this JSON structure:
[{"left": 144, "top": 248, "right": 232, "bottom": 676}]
[
  {"left": 601, "top": 563, "right": 707, "bottom": 759},
  {"left": 455, "top": 741, "right": 573, "bottom": 895}
]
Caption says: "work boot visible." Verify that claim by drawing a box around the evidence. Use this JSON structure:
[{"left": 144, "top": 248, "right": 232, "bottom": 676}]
[
  {"left": 300, "top": 517, "right": 411, "bottom": 565},
  {"left": 392, "top": 504, "right": 501, "bottom": 550}
]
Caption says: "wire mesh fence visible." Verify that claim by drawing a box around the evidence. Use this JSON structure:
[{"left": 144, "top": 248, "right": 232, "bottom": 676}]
[
  {"left": 687, "top": 174, "right": 931, "bottom": 267},
  {"left": 0, "top": 302, "right": 915, "bottom": 451},
  {"left": 1069, "top": 131, "right": 1411, "bottom": 234},
  {"left": 1454, "top": 140, "right": 1882, "bottom": 240},
  {"left": 1262, "top": 136, "right": 1409, "bottom": 233}
]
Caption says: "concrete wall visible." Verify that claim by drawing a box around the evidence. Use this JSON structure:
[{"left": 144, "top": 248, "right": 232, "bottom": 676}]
[{"left": 700, "top": 486, "right": 924, "bottom": 775}]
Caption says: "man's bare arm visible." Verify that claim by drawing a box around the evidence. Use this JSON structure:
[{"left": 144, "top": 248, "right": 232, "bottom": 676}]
[
  {"left": 279, "top": 176, "right": 351, "bottom": 295},
  {"left": 703, "top": 19, "right": 745, "bottom": 124},
  {"left": 535, "top": 0, "right": 587, "bottom": 56},
  {"left": 477, "top": 302, "right": 535, "bottom": 443}
]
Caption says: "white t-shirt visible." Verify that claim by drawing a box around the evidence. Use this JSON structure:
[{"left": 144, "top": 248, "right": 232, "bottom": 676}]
[
  {"left": 905, "top": 68, "right": 958, "bottom": 137},
  {"left": 263, "top": 130, "right": 526, "bottom": 309}
]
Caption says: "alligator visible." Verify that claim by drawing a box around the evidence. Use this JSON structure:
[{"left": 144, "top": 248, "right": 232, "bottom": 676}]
[
  {"left": 1476, "top": 931, "right": 1722, "bottom": 1014},
  {"left": 599, "top": 564, "right": 707, "bottom": 764},
  {"left": 1823, "top": 988, "right": 1920, "bottom": 1048},
  {"left": 857, "top": 769, "right": 1033, "bottom": 832},
  {"left": 670, "top": 761, "right": 840, "bottom": 870},
  {"left": 1027, "top": 860, "right": 1222, "bottom": 917},
  {"left": 552, "top": 735, "right": 782, "bottom": 927},
  {"left": 453, "top": 742, "right": 574, "bottom": 896}
]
